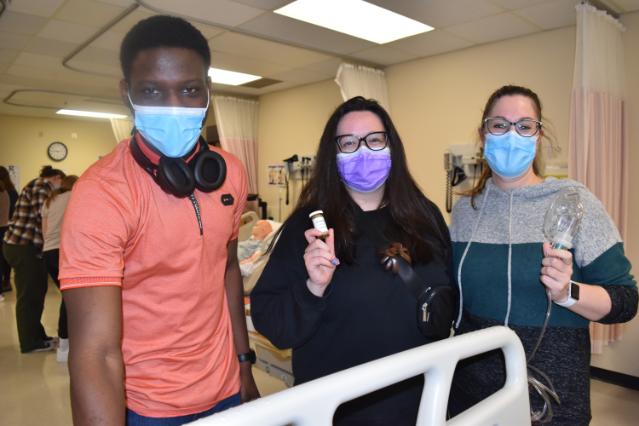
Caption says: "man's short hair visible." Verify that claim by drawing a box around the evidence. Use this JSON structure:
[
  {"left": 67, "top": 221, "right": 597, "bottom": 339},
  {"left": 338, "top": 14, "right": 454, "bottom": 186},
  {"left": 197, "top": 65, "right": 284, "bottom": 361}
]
[{"left": 120, "top": 15, "right": 211, "bottom": 81}]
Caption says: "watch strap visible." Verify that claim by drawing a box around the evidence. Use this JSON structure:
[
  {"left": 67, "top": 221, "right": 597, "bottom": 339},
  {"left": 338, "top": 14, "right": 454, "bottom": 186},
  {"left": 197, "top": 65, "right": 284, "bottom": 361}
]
[
  {"left": 554, "top": 281, "right": 579, "bottom": 307},
  {"left": 238, "top": 349, "right": 256, "bottom": 364}
]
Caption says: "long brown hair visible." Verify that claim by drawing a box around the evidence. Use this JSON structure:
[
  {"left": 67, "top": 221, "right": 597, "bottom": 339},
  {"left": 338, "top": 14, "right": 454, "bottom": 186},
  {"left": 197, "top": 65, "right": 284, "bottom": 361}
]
[
  {"left": 45, "top": 175, "right": 78, "bottom": 208},
  {"left": 0, "top": 166, "right": 15, "bottom": 193},
  {"left": 280, "top": 96, "right": 448, "bottom": 264},
  {"left": 464, "top": 85, "right": 553, "bottom": 208}
]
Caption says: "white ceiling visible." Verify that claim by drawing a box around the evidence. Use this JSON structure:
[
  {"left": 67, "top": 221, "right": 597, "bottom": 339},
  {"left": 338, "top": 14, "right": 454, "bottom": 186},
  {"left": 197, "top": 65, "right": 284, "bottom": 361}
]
[{"left": 1, "top": 0, "right": 638, "bottom": 119}]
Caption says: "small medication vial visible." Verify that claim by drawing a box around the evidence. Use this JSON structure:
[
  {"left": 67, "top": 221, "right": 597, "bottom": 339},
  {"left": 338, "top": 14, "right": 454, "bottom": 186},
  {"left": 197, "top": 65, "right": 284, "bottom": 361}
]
[{"left": 309, "top": 210, "right": 329, "bottom": 240}]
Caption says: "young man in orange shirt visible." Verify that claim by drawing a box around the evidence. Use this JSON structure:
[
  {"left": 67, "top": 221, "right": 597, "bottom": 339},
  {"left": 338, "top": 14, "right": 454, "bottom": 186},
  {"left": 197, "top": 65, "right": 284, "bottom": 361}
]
[{"left": 59, "top": 16, "right": 259, "bottom": 425}]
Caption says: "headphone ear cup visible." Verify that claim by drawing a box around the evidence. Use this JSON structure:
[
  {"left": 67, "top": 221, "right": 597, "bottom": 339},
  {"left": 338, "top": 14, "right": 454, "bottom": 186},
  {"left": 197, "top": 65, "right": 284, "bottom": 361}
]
[
  {"left": 157, "top": 157, "right": 195, "bottom": 197},
  {"left": 192, "top": 150, "right": 227, "bottom": 192}
]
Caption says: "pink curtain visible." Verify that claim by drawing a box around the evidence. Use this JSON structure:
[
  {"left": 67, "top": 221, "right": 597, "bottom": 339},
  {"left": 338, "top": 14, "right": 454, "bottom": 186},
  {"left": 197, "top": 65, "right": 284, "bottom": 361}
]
[
  {"left": 212, "top": 96, "right": 259, "bottom": 194},
  {"left": 569, "top": 4, "right": 628, "bottom": 354}
]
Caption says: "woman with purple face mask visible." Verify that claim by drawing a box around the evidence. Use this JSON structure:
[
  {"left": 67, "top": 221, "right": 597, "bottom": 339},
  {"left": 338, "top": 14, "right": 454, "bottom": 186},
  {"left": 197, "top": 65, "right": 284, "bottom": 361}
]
[{"left": 251, "top": 96, "right": 453, "bottom": 425}]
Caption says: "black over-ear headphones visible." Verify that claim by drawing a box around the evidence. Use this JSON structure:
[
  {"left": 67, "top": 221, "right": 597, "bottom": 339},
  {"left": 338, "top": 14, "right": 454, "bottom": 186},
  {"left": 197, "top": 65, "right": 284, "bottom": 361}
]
[{"left": 130, "top": 133, "right": 227, "bottom": 198}]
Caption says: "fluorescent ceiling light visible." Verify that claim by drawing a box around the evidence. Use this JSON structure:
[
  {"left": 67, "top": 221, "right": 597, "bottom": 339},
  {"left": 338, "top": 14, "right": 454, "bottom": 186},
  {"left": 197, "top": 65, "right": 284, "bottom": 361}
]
[
  {"left": 56, "top": 109, "right": 128, "bottom": 119},
  {"left": 208, "top": 67, "right": 261, "bottom": 86},
  {"left": 275, "top": 0, "right": 434, "bottom": 44}
]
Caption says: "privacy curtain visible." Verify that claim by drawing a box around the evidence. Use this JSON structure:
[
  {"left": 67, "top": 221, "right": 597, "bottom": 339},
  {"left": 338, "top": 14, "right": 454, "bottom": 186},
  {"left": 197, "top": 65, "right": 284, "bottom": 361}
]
[
  {"left": 335, "top": 63, "right": 390, "bottom": 111},
  {"left": 212, "top": 96, "right": 259, "bottom": 194},
  {"left": 569, "top": 3, "right": 628, "bottom": 354},
  {"left": 110, "top": 118, "right": 132, "bottom": 144}
]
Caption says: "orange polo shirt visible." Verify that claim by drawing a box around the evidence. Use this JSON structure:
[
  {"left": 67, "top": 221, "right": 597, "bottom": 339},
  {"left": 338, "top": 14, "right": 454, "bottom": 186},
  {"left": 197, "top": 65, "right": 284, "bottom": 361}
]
[{"left": 59, "top": 138, "right": 246, "bottom": 417}]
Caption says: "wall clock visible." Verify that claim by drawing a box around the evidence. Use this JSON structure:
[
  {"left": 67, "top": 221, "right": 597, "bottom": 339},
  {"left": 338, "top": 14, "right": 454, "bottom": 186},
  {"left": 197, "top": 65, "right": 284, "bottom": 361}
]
[{"left": 47, "top": 141, "right": 68, "bottom": 162}]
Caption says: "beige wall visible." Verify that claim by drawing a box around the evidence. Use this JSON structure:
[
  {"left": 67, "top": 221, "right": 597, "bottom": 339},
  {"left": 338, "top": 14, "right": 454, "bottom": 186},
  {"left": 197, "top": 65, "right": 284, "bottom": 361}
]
[
  {"left": 254, "top": 15, "right": 639, "bottom": 376},
  {"left": 387, "top": 26, "right": 575, "bottom": 214},
  {"left": 587, "top": 11, "right": 639, "bottom": 377},
  {"left": 0, "top": 115, "right": 116, "bottom": 186},
  {"left": 257, "top": 79, "right": 342, "bottom": 221}
]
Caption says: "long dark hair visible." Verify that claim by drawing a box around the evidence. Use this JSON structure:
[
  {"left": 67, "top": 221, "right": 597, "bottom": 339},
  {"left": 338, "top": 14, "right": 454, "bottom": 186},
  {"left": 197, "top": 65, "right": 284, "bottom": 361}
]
[
  {"left": 284, "top": 96, "right": 447, "bottom": 264},
  {"left": 0, "top": 166, "right": 15, "bottom": 193},
  {"left": 39, "top": 165, "right": 65, "bottom": 179},
  {"left": 45, "top": 175, "right": 78, "bottom": 208}
]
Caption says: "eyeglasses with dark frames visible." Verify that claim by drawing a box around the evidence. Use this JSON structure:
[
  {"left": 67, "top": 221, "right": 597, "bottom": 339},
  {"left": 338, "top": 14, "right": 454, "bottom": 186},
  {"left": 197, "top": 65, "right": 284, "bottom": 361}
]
[
  {"left": 335, "top": 131, "right": 388, "bottom": 153},
  {"left": 483, "top": 117, "right": 543, "bottom": 137}
]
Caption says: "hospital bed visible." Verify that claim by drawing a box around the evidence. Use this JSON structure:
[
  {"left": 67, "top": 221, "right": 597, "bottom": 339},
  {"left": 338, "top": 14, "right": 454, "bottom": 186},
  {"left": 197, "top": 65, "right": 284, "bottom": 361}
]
[{"left": 188, "top": 326, "right": 530, "bottom": 426}]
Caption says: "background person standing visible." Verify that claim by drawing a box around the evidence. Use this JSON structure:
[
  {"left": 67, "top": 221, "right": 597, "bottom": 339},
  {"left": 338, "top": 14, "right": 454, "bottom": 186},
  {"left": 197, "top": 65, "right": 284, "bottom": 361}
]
[
  {"left": 41, "top": 175, "right": 78, "bottom": 362},
  {"left": 2, "top": 165, "right": 65, "bottom": 353}
]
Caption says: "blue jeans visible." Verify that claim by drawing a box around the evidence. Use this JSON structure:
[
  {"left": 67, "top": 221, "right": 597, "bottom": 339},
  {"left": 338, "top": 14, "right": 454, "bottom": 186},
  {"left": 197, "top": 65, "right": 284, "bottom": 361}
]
[{"left": 126, "top": 393, "right": 241, "bottom": 426}]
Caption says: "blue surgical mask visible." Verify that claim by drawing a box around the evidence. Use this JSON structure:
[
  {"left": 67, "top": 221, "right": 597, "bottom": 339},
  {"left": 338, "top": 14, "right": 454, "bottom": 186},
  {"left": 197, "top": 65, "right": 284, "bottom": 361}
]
[
  {"left": 129, "top": 93, "right": 209, "bottom": 158},
  {"left": 484, "top": 132, "right": 537, "bottom": 179}
]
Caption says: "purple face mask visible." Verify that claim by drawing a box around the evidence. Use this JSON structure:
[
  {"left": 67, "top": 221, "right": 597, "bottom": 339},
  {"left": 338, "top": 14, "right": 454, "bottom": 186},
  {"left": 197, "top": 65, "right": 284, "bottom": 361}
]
[{"left": 337, "top": 147, "right": 391, "bottom": 193}]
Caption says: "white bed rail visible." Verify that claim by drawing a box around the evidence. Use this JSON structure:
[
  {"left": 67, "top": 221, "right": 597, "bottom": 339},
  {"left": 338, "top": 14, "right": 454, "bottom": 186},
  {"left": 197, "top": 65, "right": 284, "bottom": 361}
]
[{"left": 189, "top": 326, "right": 530, "bottom": 426}]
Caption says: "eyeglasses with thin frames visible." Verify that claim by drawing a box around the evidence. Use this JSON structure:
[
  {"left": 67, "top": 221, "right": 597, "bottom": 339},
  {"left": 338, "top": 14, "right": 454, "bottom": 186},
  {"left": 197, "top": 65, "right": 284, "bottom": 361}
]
[
  {"left": 483, "top": 117, "right": 542, "bottom": 137},
  {"left": 335, "top": 131, "right": 388, "bottom": 153}
]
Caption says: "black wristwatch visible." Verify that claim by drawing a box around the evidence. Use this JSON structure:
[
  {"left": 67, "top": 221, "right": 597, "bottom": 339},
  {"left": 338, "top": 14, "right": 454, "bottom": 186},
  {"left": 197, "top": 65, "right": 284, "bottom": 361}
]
[{"left": 237, "top": 349, "right": 256, "bottom": 364}]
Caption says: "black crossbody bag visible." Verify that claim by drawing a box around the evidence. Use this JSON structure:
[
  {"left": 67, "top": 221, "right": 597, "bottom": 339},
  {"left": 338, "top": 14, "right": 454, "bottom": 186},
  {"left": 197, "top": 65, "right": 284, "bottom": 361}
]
[{"left": 381, "top": 253, "right": 457, "bottom": 340}]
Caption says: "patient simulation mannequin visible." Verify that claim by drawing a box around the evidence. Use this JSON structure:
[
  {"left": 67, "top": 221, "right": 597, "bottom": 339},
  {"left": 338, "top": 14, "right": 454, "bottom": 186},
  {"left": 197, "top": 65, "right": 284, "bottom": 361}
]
[{"left": 238, "top": 220, "right": 280, "bottom": 276}]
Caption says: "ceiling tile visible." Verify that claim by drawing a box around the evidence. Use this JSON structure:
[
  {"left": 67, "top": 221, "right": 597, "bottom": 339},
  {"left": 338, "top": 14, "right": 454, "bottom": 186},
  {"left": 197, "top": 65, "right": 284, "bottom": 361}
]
[
  {"left": 54, "top": 0, "right": 128, "bottom": 26},
  {"left": 211, "top": 83, "right": 260, "bottom": 96},
  {"left": 91, "top": 30, "right": 125, "bottom": 51},
  {"left": 0, "top": 32, "right": 30, "bottom": 49},
  {"left": 190, "top": 22, "right": 226, "bottom": 40},
  {"left": 489, "top": 0, "right": 550, "bottom": 10},
  {"left": 23, "top": 37, "right": 79, "bottom": 59},
  {"left": 6, "top": 63, "right": 119, "bottom": 91},
  {"left": 111, "top": 9, "right": 226, "bottom": 40},
  {"left": 515, "top": 0, "right": 578, "bottom": 30},
  {"left": 71, "top": 46, "right": 121, "bottom": 68},
  {"left": 238, "top": 13, "right": 373, "bottom": 55},
  {"left": 616, "top": 0, "right": 639, "bottom": 12},
  {"left": 7, "top": 0, "right": 65, "bottom": 18},
  {"left": 446, "top": 12, "right": 541, "bottom": 44},
  {"left": 13, "top": 52, "right": 63, "bottom": 70},
  {"left": 385, "top": 29, "right": 474, "bottom": 58},
  {"left": 348, "top": 46, "right": 420, "bottom": 67},
  {"left": 141, "top": 0, "right": 266, "bottom": 26},
  {"left": 0, "top": 82, "right": 24, "bottom": 96},
  {"left": 210, "top": 50, "right": 288, "bottom": 76},
  {"left": 210, "top": 32, "right": 332, "bottom": 68},
  {"left": 0, "top": 48, "right": 19, "bottom": 64},
  {"left": 231, "top": 0, "right": 291, "bottom": 10},
  {"left": 268, "top": 67, "right": 327, "bottom": 84},
  {"left": 5, "top": 89, "right": 126, "bottom": 114},
  {"left": 38, "top": 19, "right": 98, "bottom": 44},
  {"left": 95, "top": 0, "right": 138, "bottom": 7},
  {"left": 108, "top": 8, "right": 156, "bottom": 34},
  {"left": 64, "top": 58, "right": 122, "bottom": 78},
  {"left": 0, "top": 11, "right": 49, "bottom": 35},
  {"left": 367, "top": 0, "right": 504, "bottom": 28},
  {"left": 301, "top": 58, "right": 343, "bottom": 78}
]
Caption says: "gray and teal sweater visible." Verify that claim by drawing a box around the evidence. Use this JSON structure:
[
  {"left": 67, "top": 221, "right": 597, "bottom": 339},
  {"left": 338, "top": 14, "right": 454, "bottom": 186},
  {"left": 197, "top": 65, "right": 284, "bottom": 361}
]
[{"left": 448, "top": 177, "right": 637, "bottom": 425}]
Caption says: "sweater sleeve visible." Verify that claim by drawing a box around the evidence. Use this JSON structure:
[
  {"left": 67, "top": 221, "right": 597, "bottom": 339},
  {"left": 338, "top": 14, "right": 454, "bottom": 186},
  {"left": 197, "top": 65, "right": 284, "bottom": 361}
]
[
  {"left": 250, "top": 212, "right": 329, "bottom": 350},
  {"left": 573, "top": 187, "right": 637, "bottom": 324}
]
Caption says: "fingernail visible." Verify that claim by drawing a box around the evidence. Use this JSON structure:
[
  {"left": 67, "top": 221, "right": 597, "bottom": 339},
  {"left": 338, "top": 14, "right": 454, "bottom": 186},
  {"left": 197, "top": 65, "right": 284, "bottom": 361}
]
[{"left": 330, "top": 257, "right": 340, "bottom": 266}]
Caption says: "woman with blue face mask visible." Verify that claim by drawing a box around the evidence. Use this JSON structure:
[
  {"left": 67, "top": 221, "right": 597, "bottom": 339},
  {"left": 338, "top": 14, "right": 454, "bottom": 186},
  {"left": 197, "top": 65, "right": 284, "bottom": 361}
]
[
  {"left": 251, "top": 96, "right": 454, "bottom": 425},
  {"left": 448, "top": 85, "right": 637, "bottom": 425}
]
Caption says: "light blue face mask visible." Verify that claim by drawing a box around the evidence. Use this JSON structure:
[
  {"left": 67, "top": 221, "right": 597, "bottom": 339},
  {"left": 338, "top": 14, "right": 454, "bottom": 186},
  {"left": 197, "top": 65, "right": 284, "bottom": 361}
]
[
  {"left": 484, "top": 132, "right": 537, "bottom": 179},
  {"left": 129, "top": 94, "right": 209, "bottom": 158}
]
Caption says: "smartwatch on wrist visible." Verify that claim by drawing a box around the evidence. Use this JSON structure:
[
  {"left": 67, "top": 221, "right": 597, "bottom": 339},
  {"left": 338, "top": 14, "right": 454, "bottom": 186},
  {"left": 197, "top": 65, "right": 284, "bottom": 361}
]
[
  {"left": 238, "top": 349, "right": 256, "bottom": 364},
  {"left": 555, "top": 281, "right": 580, "bottom": 307}
]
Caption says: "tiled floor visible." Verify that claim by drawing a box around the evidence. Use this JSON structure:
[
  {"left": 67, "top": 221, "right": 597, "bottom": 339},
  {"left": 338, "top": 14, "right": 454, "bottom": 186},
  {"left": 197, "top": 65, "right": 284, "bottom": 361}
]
[{"left": 1, "top": 281, "right": 637, "bottom": 425}]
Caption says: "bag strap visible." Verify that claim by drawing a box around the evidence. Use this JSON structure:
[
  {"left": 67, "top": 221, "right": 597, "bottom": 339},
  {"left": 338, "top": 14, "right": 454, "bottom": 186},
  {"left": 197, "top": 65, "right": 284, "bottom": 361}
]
[{"left": 381, "top": 254, "right": 427, "bottom": 300}]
